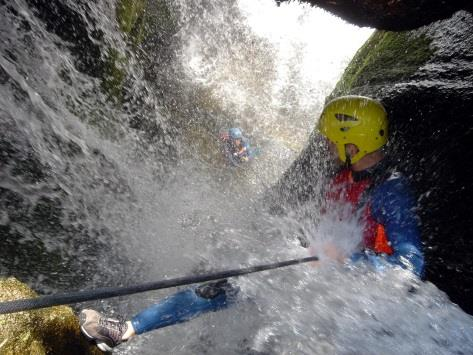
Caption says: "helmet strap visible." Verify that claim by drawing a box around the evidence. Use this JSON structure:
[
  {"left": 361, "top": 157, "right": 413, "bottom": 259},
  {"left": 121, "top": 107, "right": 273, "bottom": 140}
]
[{"left": 345, "top": 155, "right": 352, "bottom": 168}]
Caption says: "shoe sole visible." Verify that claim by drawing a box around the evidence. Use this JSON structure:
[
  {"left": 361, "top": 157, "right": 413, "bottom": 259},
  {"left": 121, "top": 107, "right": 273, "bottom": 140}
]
[{"left": 80, "top": 325, "right": 114, "bottom": 352}]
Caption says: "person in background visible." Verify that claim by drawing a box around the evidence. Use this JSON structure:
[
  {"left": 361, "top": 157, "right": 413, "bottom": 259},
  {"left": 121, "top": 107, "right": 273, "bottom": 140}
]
[{"left": 220, "top": 127, "right": 251, "bottom": 165}]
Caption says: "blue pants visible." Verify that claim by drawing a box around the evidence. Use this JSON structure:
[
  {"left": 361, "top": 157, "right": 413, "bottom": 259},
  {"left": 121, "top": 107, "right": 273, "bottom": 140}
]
[{"left": 131, "top": 280, "right": 237, "bottom": 335}]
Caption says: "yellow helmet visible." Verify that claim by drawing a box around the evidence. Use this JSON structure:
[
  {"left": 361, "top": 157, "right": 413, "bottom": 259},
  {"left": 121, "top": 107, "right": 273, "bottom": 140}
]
[{"left": 318, "top": 95, "right": 388, "bottom": 164}]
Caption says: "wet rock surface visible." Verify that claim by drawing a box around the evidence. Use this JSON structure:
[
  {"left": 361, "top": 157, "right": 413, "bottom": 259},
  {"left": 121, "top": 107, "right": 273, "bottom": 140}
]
[{"left": 292, "top": 0, "right": 472, "bottom": 31}]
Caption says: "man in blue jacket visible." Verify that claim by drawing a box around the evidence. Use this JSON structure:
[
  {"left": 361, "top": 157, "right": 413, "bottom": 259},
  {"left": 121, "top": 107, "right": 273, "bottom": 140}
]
[{"left": 318, "top": 95, "right": 424, "bottom": 277}]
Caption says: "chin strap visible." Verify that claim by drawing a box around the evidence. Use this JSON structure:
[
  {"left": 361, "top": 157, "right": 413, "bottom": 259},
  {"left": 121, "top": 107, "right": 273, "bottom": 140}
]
[{"left": 344, "top": 156, "right": 352, "bottom": 169}]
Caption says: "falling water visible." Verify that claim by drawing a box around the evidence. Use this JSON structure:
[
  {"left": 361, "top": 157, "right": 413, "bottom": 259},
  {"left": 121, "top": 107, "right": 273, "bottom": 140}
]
[{"left": 1, "top": 0, "right": 473, "bottom": 353}]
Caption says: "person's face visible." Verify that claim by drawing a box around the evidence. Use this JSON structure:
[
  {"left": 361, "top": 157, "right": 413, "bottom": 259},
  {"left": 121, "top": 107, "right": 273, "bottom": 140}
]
[
  {"left": 234, "top": 138, "right": 241, "bottom": 146},
  {"left": 323, "top": 139, "right": 360, "bottom": 164},
  {"left": 345, "top": 143, "right": 359, "bottom": 159}
]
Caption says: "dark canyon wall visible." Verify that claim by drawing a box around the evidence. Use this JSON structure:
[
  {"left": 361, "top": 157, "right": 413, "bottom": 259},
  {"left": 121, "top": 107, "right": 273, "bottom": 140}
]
[{"left": 294, "top": 0, "right": 472, "bottom": 31}]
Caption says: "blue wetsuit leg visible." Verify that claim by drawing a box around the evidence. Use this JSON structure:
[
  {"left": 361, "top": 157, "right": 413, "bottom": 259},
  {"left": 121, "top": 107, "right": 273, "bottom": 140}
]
[{"left": 131, "top": 281, "right": 236, "bottom": 335}]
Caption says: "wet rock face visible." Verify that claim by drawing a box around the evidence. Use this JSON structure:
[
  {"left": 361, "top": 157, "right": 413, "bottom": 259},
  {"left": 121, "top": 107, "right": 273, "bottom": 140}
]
[
  {"left": 293, "top": 0, "right": 472, "bottom": 31},
  {"left": 0, "top": 119, "right": 131, "bottom": 292},
  {"left": 24, "top": 0, "right": 104, "bottom": 77},
  {"left": 0, "top": 0, "right": 176, "bottom": 294}
]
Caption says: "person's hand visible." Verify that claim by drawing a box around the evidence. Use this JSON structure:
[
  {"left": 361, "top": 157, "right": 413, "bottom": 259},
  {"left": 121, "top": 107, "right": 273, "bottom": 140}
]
[
  {"left": 308, "top": 243, "right": 345, "bottom": 267},
  {"left": 322, "top": 243, "right": 346, "bottom": 262}
]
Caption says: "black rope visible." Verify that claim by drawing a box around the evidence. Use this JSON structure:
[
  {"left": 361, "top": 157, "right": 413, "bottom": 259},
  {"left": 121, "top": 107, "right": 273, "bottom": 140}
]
[{"left": 0, "top": 255, "right": 318, "bottom": 315}]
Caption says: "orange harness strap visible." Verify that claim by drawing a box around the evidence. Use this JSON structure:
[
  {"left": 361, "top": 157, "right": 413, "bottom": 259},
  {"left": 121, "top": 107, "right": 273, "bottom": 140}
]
[{"left": 374, "top": 224, "right": 393, "bottom": 255}]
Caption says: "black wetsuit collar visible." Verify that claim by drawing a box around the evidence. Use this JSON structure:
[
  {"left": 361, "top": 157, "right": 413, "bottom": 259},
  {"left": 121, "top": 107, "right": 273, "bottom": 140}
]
[{"left": 350, "top": 158, "right": 393, "bottom": 184}]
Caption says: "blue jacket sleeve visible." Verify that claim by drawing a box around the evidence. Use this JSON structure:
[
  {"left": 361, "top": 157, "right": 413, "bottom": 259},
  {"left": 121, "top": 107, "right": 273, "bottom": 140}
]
[{"left": 369, "top": 174, "right": 425, "bottom": 277}]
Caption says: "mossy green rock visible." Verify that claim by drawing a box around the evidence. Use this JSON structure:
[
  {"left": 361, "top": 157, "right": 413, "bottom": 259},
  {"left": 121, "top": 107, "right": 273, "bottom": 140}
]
[
  {"left": 332, "top": 30, "right": 433, "bottom": 96},
  {"left": 0, "top": 277, "right": 102, "bottom": 355},
  {"left": 116, "top": 0, "right": 147, "bottom": 36},
  {"left": 102, "top": 0, "right": 177, "bottom": 102}
]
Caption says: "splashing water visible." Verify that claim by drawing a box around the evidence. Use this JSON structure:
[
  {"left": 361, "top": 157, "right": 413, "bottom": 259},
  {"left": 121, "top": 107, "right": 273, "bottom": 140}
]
[
  {"left": 1, "top": 0, "right": 473, "bottom": 354},
  {"left": 175, "top": 0, "right": 374, "bottom": 188}
]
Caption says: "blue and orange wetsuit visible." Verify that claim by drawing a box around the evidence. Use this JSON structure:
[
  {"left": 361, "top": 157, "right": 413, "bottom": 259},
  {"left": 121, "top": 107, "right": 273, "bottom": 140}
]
[
  {"left": 220, "top": 131, "right": 251, "bottom": 165},
  {"left": 327, "top": 162, "right": 425, "bottom": 277}
]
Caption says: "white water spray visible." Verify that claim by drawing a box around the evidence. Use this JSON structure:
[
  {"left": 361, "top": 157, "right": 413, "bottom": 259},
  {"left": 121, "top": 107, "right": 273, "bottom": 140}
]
[{"left": 2, "top": 0, "right": 473, "bottom": 354}]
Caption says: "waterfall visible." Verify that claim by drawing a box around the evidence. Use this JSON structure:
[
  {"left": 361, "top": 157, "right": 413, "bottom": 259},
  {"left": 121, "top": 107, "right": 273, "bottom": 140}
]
[{"left": 1, "top": 0, "right": 472, "bottom": 353}]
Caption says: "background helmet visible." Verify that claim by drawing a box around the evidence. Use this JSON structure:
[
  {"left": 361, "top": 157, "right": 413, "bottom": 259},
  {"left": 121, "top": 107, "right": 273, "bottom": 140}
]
[
  {"left": 229, "top": 128, "right": 243, "bottom": 140},
  {"left": 317, "top": 95, "right": 388, "bottom": 164}
]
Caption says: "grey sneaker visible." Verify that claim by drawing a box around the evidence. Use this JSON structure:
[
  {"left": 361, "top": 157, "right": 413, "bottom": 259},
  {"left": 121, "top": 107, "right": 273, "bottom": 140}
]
[{"left": 79, "top": 309, "right": 128, "bottom": 352}]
